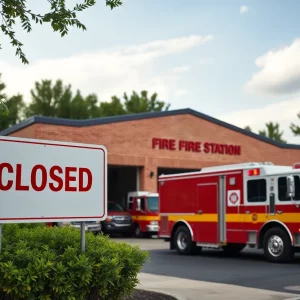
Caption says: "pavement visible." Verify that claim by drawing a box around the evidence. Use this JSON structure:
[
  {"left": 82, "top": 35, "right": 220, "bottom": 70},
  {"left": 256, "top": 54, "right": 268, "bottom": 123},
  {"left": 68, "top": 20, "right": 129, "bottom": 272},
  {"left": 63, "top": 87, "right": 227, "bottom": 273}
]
[
  {"left": 112, "top": 237, "right": 300, "bottom": 300},
  {"left": 137, "top": 273, "right": 300, "bottom": 300}
]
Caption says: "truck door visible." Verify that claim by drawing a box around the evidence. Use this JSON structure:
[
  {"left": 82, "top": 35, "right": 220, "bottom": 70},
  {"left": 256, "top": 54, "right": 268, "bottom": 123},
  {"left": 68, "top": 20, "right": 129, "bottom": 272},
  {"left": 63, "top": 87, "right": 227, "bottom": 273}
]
[
  {"left": 195, "top": 179, "right": 221, "bottom": 244},
  {"left": 276, "top": 174, "right": 300, "bottom": 214},
  {"left": 133, "top": 196, "right": 146, "bottom": 230},
  {"left": 243, "top": 173, "right": 268, "bottom": 245}
]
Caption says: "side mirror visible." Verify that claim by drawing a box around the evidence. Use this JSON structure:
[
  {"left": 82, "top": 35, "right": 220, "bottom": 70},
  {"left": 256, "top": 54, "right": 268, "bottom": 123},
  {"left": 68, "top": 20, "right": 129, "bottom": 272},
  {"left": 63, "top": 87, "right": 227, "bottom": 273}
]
[
  {"left": 287, "top": 175, "right": 295, "bottom": 198},
  {"left": 136, "top": 198, "right": 141, "bottom": 211}
]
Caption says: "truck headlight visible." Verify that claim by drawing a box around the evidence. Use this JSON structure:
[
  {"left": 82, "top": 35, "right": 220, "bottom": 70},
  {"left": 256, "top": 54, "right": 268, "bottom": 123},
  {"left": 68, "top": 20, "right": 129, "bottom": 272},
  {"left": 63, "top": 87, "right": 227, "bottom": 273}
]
[{"left": 150, "top": 221, "right": 158, "bottom": 225}]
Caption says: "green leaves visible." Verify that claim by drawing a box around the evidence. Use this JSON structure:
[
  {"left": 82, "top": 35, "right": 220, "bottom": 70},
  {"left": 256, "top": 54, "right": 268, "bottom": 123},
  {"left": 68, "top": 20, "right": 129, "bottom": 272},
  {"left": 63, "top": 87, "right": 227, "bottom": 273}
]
[
  {"left": 0, "top": 74, "right": 171, "bottom": 133},
  {"left": 0, "top": 74, "right": 10, "bottom": 117},
  {"left": 106, "top": 0, "right": 123, "bottom": 10},
  {"left": 123, "top": 90, "right": 171, "bottom": 114},
  {"left": 24, "top": 78, "right": 171, "bottom": 119},
  {"left": 0, "top": 99, "right": 9, "bottom": 116},
  {"left": 290, "top": 112, "right": 300, "bottom": 137},
  {"left": 258, "top": 121, "right": 286, "bottom": 143},
  {"left": 0, "top": 224, "right": 149, "bottom": 299},
  {"left": 0, "top": 0, "right": 122, "bottom": 64}
]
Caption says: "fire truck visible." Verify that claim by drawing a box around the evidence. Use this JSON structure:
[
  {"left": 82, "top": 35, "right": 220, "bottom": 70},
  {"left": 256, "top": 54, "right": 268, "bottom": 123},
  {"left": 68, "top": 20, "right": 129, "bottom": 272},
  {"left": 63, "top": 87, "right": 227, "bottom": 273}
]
[
  {"left": 158, "top": 162, "right": 300, "bottom": 263},
  {"left": 127, "top": 191, "right": 159, "bottom": 237}
]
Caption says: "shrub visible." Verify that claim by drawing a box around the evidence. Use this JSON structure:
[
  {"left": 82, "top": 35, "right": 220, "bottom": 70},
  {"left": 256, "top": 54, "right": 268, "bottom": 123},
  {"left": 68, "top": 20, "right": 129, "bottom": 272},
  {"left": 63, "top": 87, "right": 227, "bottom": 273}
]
[
  {"left": 14, "top": 223, "right": 47, "bottom": 229},
  {"left": 0, "top": 224, "right": 149, "bottom": 300}
]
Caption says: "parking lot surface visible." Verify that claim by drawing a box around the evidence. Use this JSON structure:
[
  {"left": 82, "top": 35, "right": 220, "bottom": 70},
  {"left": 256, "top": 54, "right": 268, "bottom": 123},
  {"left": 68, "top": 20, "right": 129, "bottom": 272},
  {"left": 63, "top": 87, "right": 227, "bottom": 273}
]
[{"left": 112, "top": 236, "right": 300, "bottom": 295}]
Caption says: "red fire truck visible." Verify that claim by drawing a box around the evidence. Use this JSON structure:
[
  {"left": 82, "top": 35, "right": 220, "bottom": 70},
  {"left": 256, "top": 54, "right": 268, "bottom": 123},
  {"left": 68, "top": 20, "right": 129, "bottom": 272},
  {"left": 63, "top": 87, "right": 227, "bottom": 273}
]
[
  {"left": 158, "top": 162, "right": 300, "bottom": 263},
  {"left": 127, "top": 191, "right": 159, "bottom": 237}
]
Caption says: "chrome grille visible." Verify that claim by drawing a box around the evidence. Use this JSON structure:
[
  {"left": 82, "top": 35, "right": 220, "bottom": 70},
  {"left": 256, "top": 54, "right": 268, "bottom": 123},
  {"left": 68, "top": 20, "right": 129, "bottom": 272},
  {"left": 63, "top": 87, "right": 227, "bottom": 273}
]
[{"left": 113, "top": 216, "right": 132, "bottom": 224}]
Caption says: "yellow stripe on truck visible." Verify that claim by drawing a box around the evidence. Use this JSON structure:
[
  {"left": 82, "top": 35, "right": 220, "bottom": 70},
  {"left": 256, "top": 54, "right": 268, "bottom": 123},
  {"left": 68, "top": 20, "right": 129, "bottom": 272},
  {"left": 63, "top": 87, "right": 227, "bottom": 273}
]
[
  {"left": 166, "top": 213, "right": 300, "bottom": 224},
  {"left": 168, "top": 214, "right": 218, "bottom": 222},
  {"left": 243, "top": 213, "right": 300, "bottom": 223},
  {"left": 131, "top": 215, "right": 160, "bottom": 221}
]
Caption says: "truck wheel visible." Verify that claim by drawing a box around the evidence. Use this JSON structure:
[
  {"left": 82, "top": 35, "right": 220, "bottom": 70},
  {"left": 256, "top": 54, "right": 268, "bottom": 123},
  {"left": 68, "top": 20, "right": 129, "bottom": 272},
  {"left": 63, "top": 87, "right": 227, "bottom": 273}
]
[
  {"left": 134, "top": 224, "right": 144, "bottom": 238},
  {"left": 174, "top": 225, "right": 197, "bottom": 255},
  {"left": 263, "top": 227, "right": 294, "bottom": 263}
]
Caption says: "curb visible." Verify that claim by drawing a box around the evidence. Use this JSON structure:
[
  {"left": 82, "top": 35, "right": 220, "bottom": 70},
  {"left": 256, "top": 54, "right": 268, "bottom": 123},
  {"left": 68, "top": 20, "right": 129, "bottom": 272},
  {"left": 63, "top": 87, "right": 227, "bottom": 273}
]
[{"left": 139, "top": 288, "right": 187, "bottom": 300}]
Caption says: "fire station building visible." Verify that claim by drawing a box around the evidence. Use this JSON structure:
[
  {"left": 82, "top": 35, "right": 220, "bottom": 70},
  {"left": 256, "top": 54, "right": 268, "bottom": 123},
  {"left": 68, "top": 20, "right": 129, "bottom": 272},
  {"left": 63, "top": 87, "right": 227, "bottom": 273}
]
[{"left": 1, "top": 108, "right": 300, "bottom": 205}]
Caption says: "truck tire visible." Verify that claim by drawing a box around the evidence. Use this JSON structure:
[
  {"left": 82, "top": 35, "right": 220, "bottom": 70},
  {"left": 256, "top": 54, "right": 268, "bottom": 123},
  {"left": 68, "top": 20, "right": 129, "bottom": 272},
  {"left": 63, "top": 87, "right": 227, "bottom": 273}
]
[
  {"left": 134, "top": 224, "right": 144, "bottom": 238},
  {"left": 263, "top": 227, "right": 294, "bottom": 263},
  {"left": 174, "top": 225, "right": 197, "bottom": 255}
]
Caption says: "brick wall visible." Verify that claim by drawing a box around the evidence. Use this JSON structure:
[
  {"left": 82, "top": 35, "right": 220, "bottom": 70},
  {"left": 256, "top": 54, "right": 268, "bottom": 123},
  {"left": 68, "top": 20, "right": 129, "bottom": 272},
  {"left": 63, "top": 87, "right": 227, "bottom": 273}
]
[{"left": 8, "top": 114, "right": 300, "bottom": 192}]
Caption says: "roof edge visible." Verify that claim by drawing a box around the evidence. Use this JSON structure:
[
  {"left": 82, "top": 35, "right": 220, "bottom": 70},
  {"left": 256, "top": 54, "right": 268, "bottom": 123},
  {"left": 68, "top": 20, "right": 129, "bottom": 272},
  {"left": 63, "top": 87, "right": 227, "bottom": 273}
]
[
  {"left": 0, "top": 108, "right": 299, "bottom": 149},
  {"left": 0, "top": 116, "right": 37, "bottom": 136}
]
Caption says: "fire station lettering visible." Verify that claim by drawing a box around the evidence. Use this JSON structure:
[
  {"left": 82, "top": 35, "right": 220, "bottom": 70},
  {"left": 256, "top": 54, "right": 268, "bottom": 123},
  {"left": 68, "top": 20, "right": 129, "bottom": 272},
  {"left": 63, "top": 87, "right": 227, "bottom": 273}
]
[
  {"left": 227, "top": 190, "right": 241, "bottom": 206},
  {"left": 152, "top": 137, "right": 241, "bottom": 155},
  {"left": 0, "top": 162, "right": 93, "bottom": 192}
]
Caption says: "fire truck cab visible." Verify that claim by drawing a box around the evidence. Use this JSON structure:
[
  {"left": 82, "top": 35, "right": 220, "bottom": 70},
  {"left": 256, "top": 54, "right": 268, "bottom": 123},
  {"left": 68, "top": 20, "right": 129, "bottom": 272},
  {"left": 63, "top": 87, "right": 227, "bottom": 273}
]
[
  {"left": 158, "top": 162, "right": 300, "bottom": 263},
  {"left": 127, "top": 191, "right": 159, "bottom": 237}
]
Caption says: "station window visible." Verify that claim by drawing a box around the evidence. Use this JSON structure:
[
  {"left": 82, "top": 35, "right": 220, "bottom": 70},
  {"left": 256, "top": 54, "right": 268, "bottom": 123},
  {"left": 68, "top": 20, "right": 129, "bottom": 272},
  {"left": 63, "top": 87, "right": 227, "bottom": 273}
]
[
  {"left": 247, "top": 179, "right": 267, "bottom": 203},
  {"left": 278, "top": 176, "right": 300, "bottom": 201}
]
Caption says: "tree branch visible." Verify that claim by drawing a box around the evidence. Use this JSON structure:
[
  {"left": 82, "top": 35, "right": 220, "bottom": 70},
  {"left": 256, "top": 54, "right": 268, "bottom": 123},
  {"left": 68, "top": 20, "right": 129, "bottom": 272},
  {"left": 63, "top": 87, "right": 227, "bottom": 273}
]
[{"left": 0, "top": 0, "right": 122, "bottom": 64}]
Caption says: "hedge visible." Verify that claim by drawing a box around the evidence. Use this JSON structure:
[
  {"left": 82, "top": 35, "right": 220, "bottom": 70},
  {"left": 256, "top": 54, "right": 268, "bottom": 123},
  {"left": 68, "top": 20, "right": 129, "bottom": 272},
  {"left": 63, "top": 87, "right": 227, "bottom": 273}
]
[{"left": 0, "top": 224, "right": 149, "bottom": 300}]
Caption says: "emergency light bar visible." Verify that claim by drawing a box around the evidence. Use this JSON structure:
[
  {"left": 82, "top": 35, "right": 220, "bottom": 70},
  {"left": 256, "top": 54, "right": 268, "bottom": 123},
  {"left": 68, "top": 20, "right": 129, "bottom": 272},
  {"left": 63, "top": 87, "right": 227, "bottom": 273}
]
[
  {"left": 248, "top": 168, "right": 260, "bottom": 176},
  {"left": 293, "top": 162, "right": 300, "bottom": 169}
]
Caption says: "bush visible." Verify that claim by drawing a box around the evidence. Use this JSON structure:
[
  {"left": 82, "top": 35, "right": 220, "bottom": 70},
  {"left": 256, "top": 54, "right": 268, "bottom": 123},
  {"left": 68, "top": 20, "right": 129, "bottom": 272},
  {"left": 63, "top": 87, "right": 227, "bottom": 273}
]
[
  {"left": 0, "top": 224, "right": 149, "bottom": 300},
  {"left": 13, "top": 223, "right": 47, "bottom": 229}
]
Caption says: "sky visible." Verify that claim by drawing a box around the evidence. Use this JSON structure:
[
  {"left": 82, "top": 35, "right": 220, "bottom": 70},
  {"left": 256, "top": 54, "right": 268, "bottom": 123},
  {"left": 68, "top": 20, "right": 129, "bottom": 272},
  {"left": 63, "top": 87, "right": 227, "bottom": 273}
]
[{"left": 1, "top": 0, "right": 300, "bottom": 143}]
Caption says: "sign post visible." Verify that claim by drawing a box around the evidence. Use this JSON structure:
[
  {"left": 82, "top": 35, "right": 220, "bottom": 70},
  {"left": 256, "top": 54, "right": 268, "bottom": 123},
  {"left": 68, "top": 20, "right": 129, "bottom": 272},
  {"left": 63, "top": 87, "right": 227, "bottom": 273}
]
[
  {"left": 0, "top": 136, "right": 107, "bottom": 253},
  {"left": 80, "top": 222, "right": 86, "bottom": 252}
]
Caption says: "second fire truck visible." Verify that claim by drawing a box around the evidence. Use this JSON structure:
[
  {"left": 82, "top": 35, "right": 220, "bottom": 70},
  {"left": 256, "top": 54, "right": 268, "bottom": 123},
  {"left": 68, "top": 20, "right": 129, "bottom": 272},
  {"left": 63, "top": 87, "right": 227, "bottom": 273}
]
[
  {"left": 158, "top": 162, "right": 300, "bottom": 263},
  {"left": 127, "top": 191, "right": 159, "bottom": 237}
]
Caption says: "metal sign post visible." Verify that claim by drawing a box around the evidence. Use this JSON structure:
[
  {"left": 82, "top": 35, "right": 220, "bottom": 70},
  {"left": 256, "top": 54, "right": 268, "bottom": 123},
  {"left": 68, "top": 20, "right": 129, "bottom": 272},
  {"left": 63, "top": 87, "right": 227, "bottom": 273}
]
[{"left": 80, "top": 222, "right": 86, "bottom": 252}]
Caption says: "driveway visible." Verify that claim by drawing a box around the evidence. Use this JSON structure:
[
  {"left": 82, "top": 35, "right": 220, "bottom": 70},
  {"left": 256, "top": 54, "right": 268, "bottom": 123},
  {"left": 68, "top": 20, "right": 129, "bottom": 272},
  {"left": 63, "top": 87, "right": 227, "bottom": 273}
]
[{"left": 112, "top": 236, "right": 300, "bottom": 295}]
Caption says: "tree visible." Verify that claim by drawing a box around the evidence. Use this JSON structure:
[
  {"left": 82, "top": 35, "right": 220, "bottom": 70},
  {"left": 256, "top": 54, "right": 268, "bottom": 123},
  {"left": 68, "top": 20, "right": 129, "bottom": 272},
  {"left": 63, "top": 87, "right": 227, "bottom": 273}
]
[
  {"left": 259, "top": 122, "right": 286, "bottom": 143},
  {"left": 68, "top": 90, "right": 100, "bottom": 119},
  {"left": 244, "top": 126, "right": 252, "bottom": 131},
  {"left": 0, "top": 76, "right": 171, "bottom": 127},
  {"left": 290, "top": 112, "right": 300, "bottom": 136},
  {"left": 25, "top": 79, "right": 102, "bottom": 119},
  {"left": 0, "top": 95, "right": 26, "bottom": 131},
  {"left": 122, "top": 90, "right": 170, "bottom": 114},
  {"left": 0, "top": 74, "right": 8, "bottom": 116},
  {"left": 0, "top": 0, "right": 122, "bottom": 114},
  {"left": 25, "top": 80, "right": 171, "bottom": 120},
  {"left": 0, "top": 0, "right": 122, "bottom": 64},
  {"left": 26, "top": 80, "right": 63, "bottom": 118},
  {"left": 99, "top": 96, "right": 126, "bottom": 117},
  {"left": 0, "top": 74, "right": 26, "bottom": 130},
  {"left": 98, "top": 90, "right": 170, "bottom": 117}
]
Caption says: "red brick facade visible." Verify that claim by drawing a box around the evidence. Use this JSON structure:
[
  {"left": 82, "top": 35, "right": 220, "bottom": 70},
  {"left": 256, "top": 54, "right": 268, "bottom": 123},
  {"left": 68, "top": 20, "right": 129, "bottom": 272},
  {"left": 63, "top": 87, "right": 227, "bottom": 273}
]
[{"left": 7, "top": 113, "right": 300, "bottom": 192}]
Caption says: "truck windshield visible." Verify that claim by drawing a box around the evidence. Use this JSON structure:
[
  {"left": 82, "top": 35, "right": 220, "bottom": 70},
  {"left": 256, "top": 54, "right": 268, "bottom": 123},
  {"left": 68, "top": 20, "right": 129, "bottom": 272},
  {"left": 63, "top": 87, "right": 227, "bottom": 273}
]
[
  {"left": 108, "top": 203, "right": 124, "bottom": 212},
  {"left": 147, "top": 196, "right": 159, "bottom": 212}
]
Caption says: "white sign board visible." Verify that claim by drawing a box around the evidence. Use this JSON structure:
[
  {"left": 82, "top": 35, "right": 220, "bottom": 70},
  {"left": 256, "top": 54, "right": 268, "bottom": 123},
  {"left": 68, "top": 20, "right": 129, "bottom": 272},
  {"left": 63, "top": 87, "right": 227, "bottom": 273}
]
[{"left": 0, "top": 136, "right": 107, "bottom": 223}]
